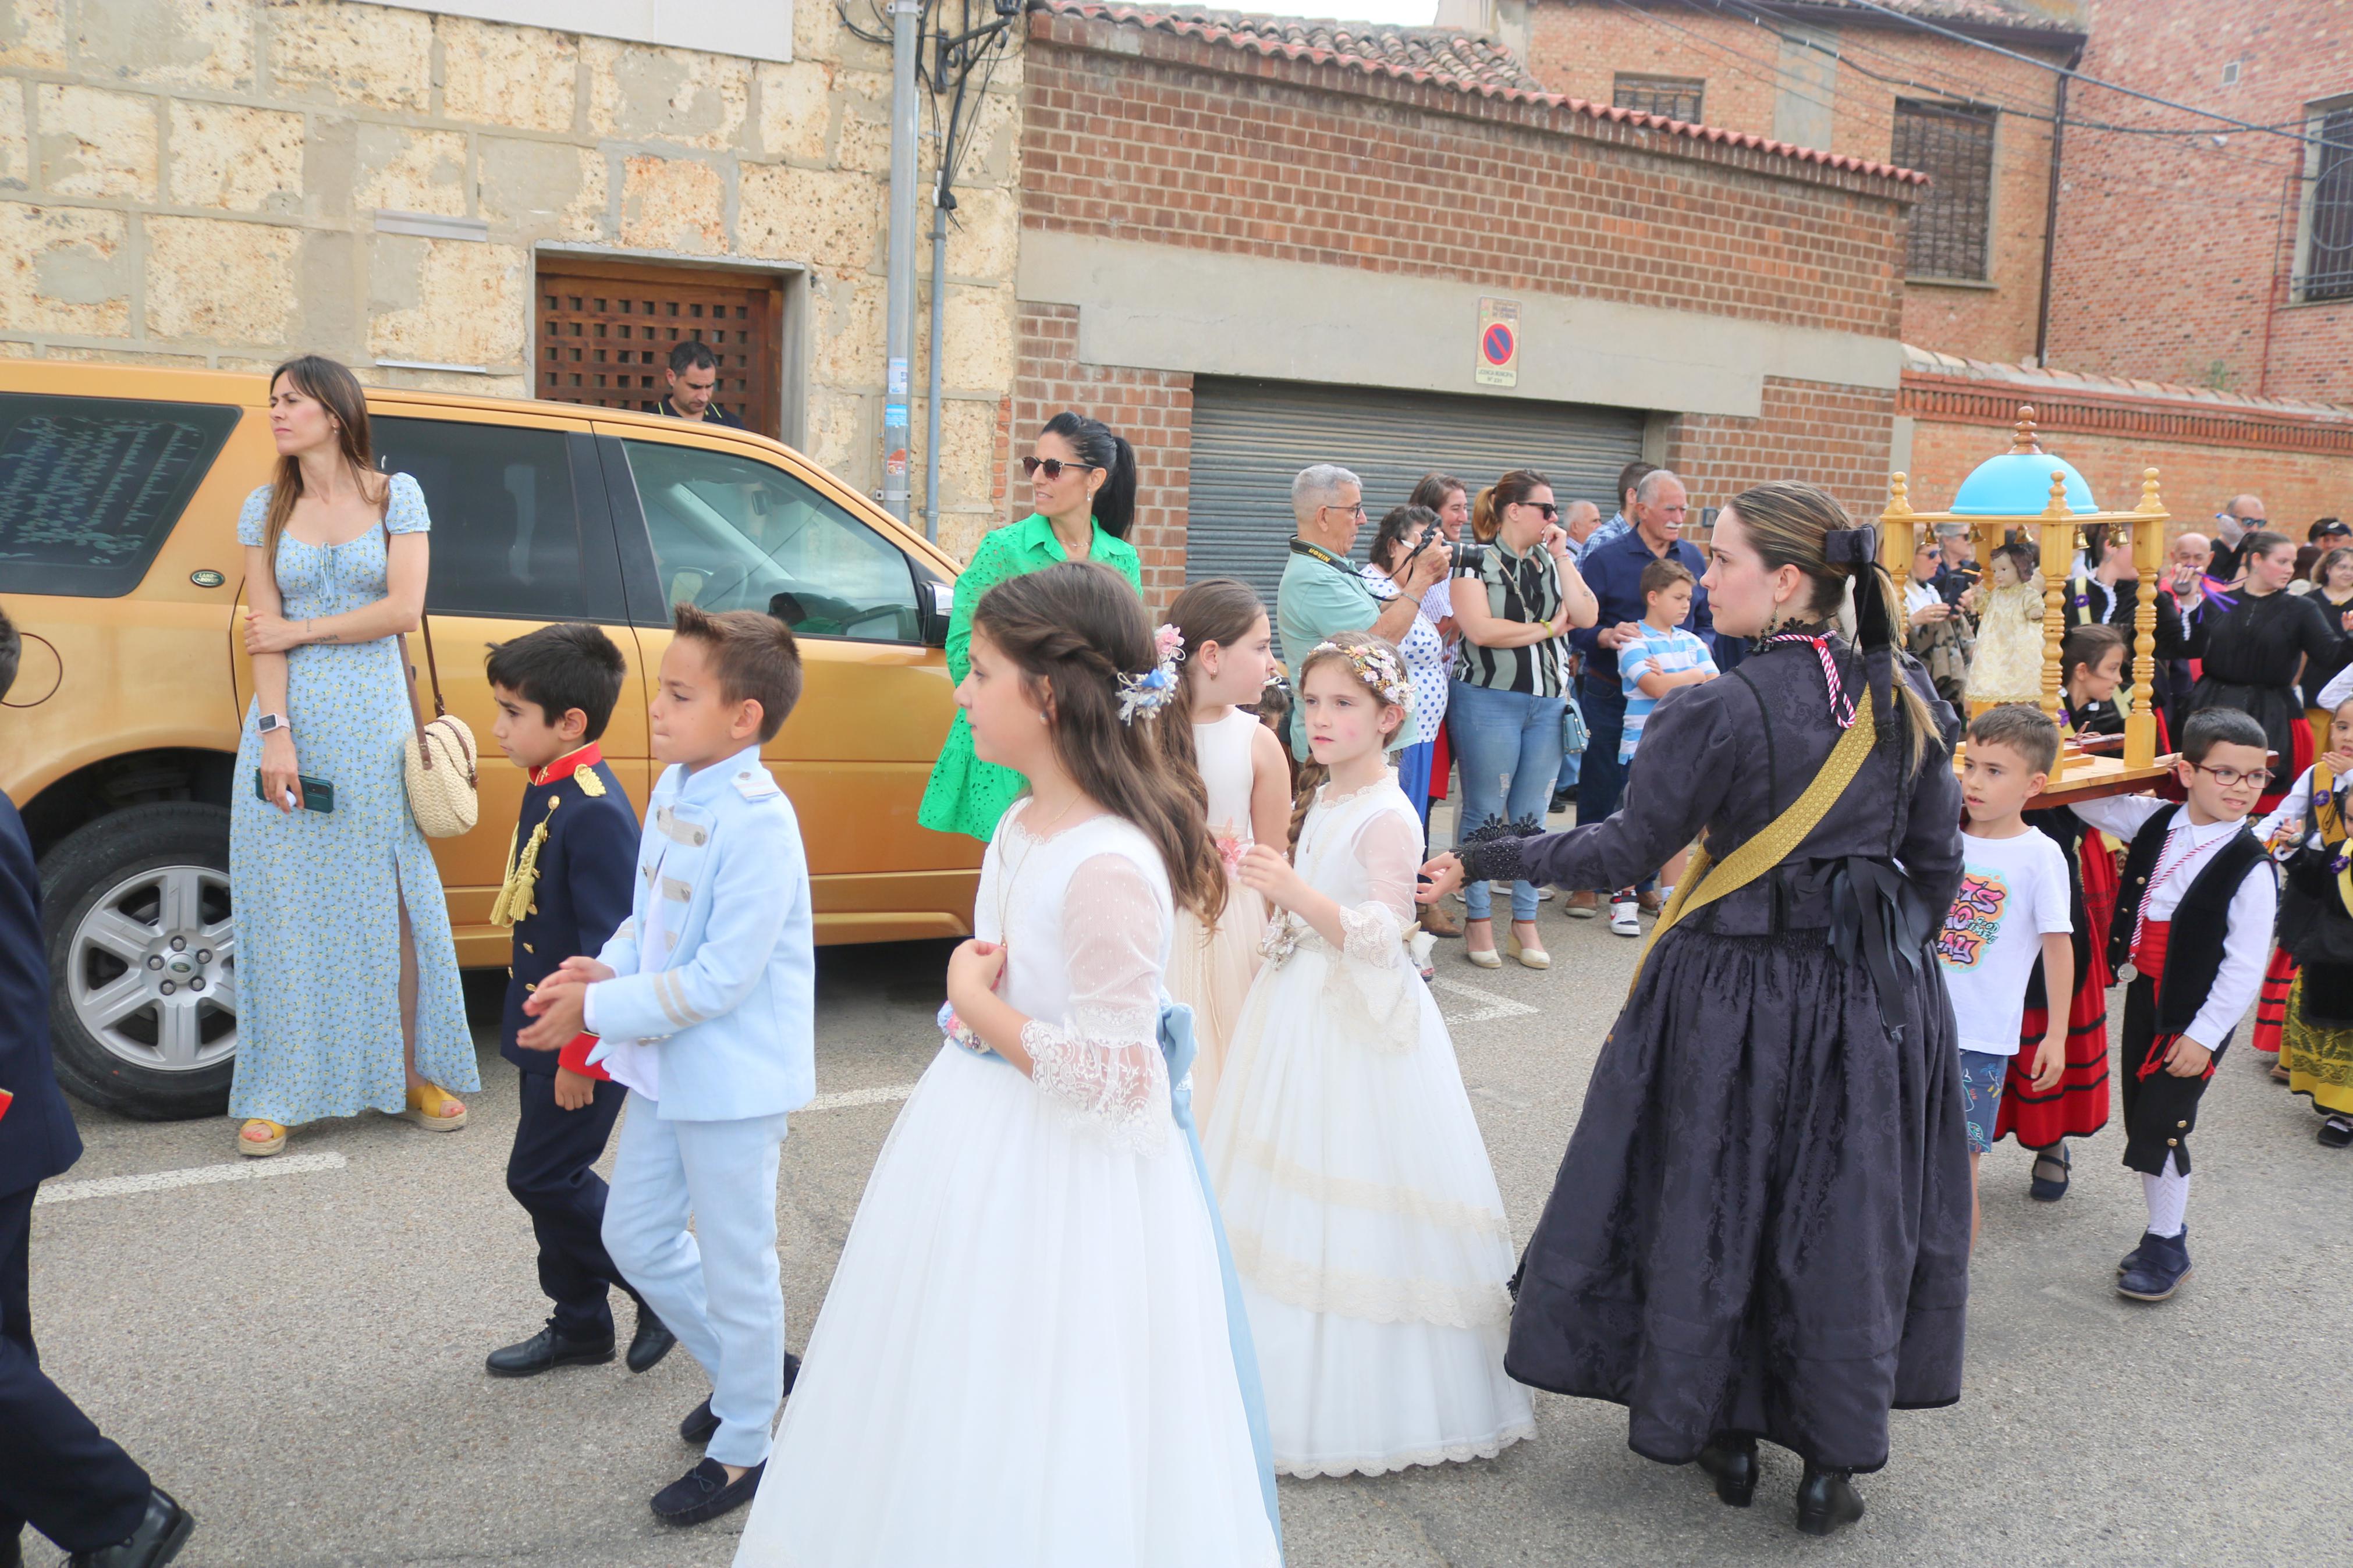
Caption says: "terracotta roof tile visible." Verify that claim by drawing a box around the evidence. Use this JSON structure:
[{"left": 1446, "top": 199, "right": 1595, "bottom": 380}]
[
  {"left": 1032, "top": 1, "right": 1931, "bottom": 184},
  {"left": 1901, "top": 343, "right": 2353, "bottom": 421},
  {"left": 1798, "top": 0, "right": 2079, "bottom": 32}
]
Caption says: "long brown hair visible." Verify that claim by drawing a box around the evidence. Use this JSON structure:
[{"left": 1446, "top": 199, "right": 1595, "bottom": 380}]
[
  {"left": 1723, "top": 481, "right": 1938, "bottom": 773},
  {"left": 1470, "top": 469, "right": 1550, "bottom": 546},
  {"left": 973, "top": 562, "right": 1226, "bottom": 923},
  {"left": 1154, "top": 577, "right": 1268, "bottom": 787},
  {"left": 1283, "top": 630, "right": 1408, "bottom": 852},
  {"left": 260, "top": 355, "right": 386, "bottom": 595}
]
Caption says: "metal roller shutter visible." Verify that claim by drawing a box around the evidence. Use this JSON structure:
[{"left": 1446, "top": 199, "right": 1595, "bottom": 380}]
[{"left": 1184, "top": 377, "right": 1648, "bottom": 608}]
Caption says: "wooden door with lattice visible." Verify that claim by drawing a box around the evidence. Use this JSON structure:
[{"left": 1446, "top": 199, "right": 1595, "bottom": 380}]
[{"left": 535, "top": 260, "right": 783, "bottom": 437}]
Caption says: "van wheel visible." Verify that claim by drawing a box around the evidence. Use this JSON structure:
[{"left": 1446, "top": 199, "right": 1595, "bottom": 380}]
[{"left": 40, "top": 803, "right": 239, "bottom": 1120}]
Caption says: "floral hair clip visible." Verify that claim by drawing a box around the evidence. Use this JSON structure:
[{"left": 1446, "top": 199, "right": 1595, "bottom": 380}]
[
  {"left": 1309, "top": 639, "right": 1414, "bottom": 716},
  {"left": 1117, "top": 623, "right": 1187, "bottom": 724}
]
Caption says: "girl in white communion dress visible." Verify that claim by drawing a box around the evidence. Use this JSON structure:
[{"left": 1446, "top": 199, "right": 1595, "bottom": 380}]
[
  {"left": 1208, "top": 631, "right": 1534, "bottom": 1480},
  {"left": 733, "top": 561, "right": 1279, "bottom": 1568}
]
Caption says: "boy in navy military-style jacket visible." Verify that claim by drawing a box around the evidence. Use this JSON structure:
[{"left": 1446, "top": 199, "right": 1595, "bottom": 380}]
[
  {"left": 0, "top": 607, "right": 194, "bottom": 1567},
  {"left": 481, "top": 624, "right": 676, "bottom": 1379}
]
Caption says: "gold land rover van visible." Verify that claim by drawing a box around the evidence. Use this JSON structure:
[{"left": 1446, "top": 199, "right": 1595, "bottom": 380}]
[{"left": 0, "top": 364, "right": 982, "bottom": 1119}]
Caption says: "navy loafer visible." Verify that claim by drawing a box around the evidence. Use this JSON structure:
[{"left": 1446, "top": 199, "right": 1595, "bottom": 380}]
[{"left": 651, "top": 1457, "right": 764, "bottom": 1527}]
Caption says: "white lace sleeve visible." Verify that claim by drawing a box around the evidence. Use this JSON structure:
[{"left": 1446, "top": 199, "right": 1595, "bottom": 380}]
[
  {"left": 1325, "top": 804, "right": 1425, "bottom": 1051},
  {"left": 1021, "top": 852, "right": 1170, "bottom": 1151}
]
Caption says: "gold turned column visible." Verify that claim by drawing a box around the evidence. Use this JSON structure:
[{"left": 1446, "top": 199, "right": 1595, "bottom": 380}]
[
  {"left": 2039, "top": 471, "right": 2074, "bottom": 743},
  {"left": 2126, "top": 466, "right": 2170, "bottom": 768},
  {"left": 1879, "top": 472, "right": 1918, "bottom": 583}
]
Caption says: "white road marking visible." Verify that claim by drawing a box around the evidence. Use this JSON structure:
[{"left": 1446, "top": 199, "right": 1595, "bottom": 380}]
[
  {"left": 804, "top": 1082, "right": 917, "bottom": 1113},
  {"left": 1429, "top": 975, "right": 1542, "bottom": 1023},
  {"left": 37, "top": 1150, "right": 349, "bottom": 1206}
]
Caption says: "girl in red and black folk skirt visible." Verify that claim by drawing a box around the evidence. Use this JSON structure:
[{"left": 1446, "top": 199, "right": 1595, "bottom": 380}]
[
  {"left": 1996, "top": 626, "right": 2128, "bottom": 1199},
  {"left": 2250, "top": 698, "right": 2353, "bottom": 1084}
]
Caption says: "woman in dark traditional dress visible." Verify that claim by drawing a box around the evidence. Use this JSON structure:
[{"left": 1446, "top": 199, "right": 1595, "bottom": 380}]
[
  {"left": 2183, "top": 529, "right": 2349, "bottom": 813},
  {"left": 1418, "top": 483, "right": 1971, "bottom": 1535}
]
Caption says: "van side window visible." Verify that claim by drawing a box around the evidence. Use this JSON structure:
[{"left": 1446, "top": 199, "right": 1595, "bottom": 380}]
[
  {"left": 372, "top": 417, "right": 625, "bottom": 621},
  {"left": 623, "top": 440, "right": 921, "bottom": 642},
  {"left": 0, "top": 393, "right": 238, "bottom": 597}
]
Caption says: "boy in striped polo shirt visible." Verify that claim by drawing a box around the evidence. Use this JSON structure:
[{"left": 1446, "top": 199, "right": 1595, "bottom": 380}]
[{"left": 1611, "top": 558, "right": 1718, "bottom": 934}]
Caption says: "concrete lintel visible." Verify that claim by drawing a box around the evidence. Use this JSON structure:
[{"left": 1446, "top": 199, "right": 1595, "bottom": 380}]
[{"left": 1017, "top": 234, "right": 1901, "bottom": 418}]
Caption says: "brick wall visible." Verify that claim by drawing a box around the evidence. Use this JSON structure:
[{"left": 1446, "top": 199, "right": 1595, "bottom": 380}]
[
  {"left": 1518, "top": 1, "right": 2075, "bottom": 363},
  {"left": 1901, "top": 372, "right": 2353, "bottom": 534},
  {"left": 2046, "top": 0, "right": 2353, "bottom": 403},
  {"left": 1666, "top": 378, "right": 1900, "bottom": 523},
  {"left": 1021, "top": 13, "right": 1915, "bottom": 340},
  {"left": 1012, "top": 10, "right": 1921, "bottom": 586}
]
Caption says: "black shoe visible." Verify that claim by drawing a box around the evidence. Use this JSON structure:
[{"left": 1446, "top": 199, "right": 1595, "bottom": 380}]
[
  {"left": 68, "top": 1487, "right": 195, "bottom": 1567},
  {"left": 2319, "top": 1115, "right": 2353, "bottom": 1149},
  {"left": 486, "top": 1324, "right": 616, "bottom": 1377},
  {"left": 2117, "top": 1228, "right": 2163, "bottom": 1276},
  {"left": 2118, "top": 1226, "right": 2192, "bottom": 1302},
  {"left": 680, "top": 1354, "right": 800, "bottom": 1445},
  {"left": 1550, "top": 787, "right": 1578, "bottom": 814},
  {"left": 1695, "top": 1434, "right": 1758, "bottom": 1507},
  {"left": 1794, "top": 1463, "right": 1864, "bottom": 1536},
  {"left": 651, "top": 1457, "right": 764, "bottom": 1526},
  {"left": 627, "top": 1310, "right": 677, "bottom": 1374},
  {"left": 2028, "top": 1142, "right": 2071, "bottom": 1202}
]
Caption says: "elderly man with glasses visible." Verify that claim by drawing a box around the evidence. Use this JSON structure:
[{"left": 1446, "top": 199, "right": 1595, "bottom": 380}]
[{"left": 1276, "top": 463, "right": 1447, "bottom": 760}]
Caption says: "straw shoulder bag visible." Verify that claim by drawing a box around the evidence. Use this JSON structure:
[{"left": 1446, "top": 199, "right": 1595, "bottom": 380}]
[{"left": 400, "top": 613, "right": 479, "bottom": 838}]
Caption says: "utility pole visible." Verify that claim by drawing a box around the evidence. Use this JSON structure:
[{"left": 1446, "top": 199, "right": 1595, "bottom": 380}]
[{"left": 882, "top": 0, "right": 920, "bottom": 522}]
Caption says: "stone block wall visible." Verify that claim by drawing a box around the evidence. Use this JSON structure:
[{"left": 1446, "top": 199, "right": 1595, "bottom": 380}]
[
  {"left": 1520, "top": 1, "right": 2075, "bottom": 364},
  {"left": 0, "top": 0, "right": 1023, "bottom": 543}
]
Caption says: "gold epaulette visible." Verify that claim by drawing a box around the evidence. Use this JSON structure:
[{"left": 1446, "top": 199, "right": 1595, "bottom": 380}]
[
  {"left": 490, "top": 796, "right": 558, "bottom": 928},
  {"left": 574, "top": 765, "right": 606, "bottom": 797}
]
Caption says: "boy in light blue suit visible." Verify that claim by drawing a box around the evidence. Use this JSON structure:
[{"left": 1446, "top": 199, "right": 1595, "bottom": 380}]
[{"left": 521, "top": 604, "right": 814, "bottom": 1529}]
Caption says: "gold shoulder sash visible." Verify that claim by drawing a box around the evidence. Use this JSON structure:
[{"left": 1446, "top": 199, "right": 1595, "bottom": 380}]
[{"left": 1629, "top": 696, "right": 1878, "bottom": 999}]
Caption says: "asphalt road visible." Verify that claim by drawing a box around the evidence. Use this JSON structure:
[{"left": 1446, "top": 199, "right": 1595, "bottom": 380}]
[{"left": 26, "top": 854, "right": 2353, "bottom": 1566}]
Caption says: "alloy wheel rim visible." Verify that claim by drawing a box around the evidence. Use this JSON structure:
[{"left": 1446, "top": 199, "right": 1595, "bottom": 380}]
[{"left": 68, "top": 864, "right": 239, "bottom": 1073}]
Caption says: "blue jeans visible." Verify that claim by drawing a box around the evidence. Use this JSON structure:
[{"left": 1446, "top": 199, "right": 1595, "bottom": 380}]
[
  {"left": 1575, "top": 680, "right": 1652, "bottom": 897},
  {"left": 1446, "top": 680, "right": 1566, "bottom": 922}
]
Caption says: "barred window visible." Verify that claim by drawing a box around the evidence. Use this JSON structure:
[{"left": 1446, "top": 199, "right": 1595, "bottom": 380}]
[
  {"left": 1893, "top": 99, "right": 1997, "bottom": 282},
  {"left": 1613, "top": 74, "right": 1705, "bottom": 123},
  {"left": 2299, "top": 104, "right": 2353, "bottom": 303}
]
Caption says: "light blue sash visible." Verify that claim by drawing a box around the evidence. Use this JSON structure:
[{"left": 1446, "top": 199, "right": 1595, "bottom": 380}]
[
  {"left": 1158, "top": 1000, "right": 1284, "bottom": 1552},
  {"left": 963, "top": 1001, "right": 1282, "bottom": 1551}
]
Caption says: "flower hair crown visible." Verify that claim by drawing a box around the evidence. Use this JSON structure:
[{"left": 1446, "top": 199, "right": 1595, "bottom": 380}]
[
  {"left": 1309, "top": 638, "right": 1414, "bottom": 717},
  {"left": 1117, "top": 623, "right": 1186, "bottom": 724}
]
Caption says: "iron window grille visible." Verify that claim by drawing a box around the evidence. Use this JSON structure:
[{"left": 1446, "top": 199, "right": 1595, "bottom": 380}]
[
  {"left": 1894, "top": 99, "right": 1997, "bottom": 283},
  {"left": 2298, "top": 104, "right": 2353, "bottom": 304},
  {"left": 1613, "top": 74, "right": 1705, "bottom": 123}
]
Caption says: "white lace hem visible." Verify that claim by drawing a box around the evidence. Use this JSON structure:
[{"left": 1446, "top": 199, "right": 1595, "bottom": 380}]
[
  {"left": 1223, "top": 1130, "right": 1513, "bottom": 1245},
  {"left": 1227, "top": 1225, "right": 1513, "bottom": 1329},
  {"left": 1021, "top": 1017, "right": 1170, "bottom": 1154},
  {"left": 1275, "top": 1423, "right": 1536, "bottom": 1479}
]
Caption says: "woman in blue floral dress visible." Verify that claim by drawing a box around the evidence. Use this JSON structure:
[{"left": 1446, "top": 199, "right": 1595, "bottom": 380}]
[{"left": 228, "top": 356, "right": 475, "bottom": 1155}]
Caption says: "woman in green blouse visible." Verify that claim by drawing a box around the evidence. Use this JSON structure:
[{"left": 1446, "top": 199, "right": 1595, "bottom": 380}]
[{"left": 918, "top": 411, "right": 1144, "bottom": 840}]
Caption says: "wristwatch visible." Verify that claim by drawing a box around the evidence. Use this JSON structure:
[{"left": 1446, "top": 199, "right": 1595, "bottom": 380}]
[{"left": 257, "top": 713, "right": 290, "bottom": 736}]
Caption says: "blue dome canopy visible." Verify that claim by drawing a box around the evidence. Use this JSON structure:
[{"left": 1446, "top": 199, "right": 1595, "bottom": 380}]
[{"left": 1947, "top": 408, "right": 2098, "bottom": 516}]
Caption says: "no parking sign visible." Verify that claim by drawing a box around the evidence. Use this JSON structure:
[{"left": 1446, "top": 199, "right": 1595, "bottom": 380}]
[{"left": 1476, "top": 297, "right": 1518, "bottom": 388}]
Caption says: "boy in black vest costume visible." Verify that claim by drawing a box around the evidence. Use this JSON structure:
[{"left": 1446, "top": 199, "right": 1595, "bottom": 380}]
[
  {"left": 479, "top": 624, "right": 675, "bottom": 1377},
  {"left": 2070, "top": 709, "right": 2279, "bottom": 1303}
]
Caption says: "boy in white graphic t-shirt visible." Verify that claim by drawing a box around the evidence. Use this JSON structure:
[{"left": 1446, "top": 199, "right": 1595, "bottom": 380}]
[{"left": 1937, "top": 705, "right": 2074, "bottom": 1248}]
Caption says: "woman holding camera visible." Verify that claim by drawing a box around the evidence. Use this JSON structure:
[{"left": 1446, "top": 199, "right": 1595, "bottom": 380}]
[
  {"left": 1363, "top": 504, "right": 1454, "bottom": 837},
  {"left": 1446, "top": 470, "right": 1598, "bottom": 968}
]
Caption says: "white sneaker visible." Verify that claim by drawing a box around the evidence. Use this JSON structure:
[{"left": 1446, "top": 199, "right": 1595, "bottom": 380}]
[{"left": 1610, "top": 898, "right": 1641, "bottom": 937}]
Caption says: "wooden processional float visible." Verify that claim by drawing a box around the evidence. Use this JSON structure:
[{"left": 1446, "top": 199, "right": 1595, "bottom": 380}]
[{"left": 1878, "top": 405, "right": 2176, "bottom": 803}]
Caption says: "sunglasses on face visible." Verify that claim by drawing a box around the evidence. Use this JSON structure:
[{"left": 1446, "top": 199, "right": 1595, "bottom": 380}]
[
  {"left": 1522, "top": 503, "right": 1559, "bottom": 520},
  {"left": 1021, "top": 456, "right": 1099, "bottom": 481}
]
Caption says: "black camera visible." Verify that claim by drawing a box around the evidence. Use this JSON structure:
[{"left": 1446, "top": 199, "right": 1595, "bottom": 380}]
[{"left": 1407, "top": 534, "right": 1486, "bottom": 574}]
